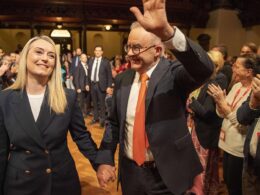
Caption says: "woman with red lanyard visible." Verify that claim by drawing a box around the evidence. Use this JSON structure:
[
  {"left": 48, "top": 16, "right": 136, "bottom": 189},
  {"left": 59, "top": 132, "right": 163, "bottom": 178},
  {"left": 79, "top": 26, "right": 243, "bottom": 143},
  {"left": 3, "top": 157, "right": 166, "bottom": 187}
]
[{"left": 207, "top": 54, "right": 257, "bottom": 195}]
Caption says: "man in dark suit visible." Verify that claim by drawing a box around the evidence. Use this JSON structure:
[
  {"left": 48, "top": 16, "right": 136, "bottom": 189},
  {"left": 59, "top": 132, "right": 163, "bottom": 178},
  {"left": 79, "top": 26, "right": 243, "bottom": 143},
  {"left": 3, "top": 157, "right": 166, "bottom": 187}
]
[
  {"left": 237, "top": 73, "right": 260, "bottom": 195},
  {"left": 70, "top": 48, "right": 82, "bottom": 84},
  {"left": 88, "top": 46, "right": 112, "bottom": 127},
  {"left": 95, "top": 0, "right": 214, "bottom": 194},
  {"left": 74, "top": 53, "right": 91, "bottom": 116}
]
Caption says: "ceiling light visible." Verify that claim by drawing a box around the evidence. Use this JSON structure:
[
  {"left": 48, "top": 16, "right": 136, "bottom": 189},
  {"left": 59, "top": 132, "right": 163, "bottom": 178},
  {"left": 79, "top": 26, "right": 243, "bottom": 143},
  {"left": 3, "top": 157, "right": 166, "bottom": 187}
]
[
  {"left": 105, "top": 25, "right": 112, "bottom": 31},
  {"left": 56, "top": 23, "right": 63, "bottom": 29}
]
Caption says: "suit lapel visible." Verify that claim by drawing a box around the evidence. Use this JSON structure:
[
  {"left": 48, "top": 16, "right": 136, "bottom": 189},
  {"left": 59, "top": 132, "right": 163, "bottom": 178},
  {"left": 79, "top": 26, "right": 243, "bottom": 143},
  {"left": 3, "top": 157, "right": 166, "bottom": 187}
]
[
  {"left": 120, "top": 70, "right": 135, "bottom": 125},
  {"left": 35, "top": 89, "right": 55, "bottom": 134},
  {"left": 11, "top": 90, "right": 46, "bottom": 148},
  {"left": 145, "top": 58, "right": 170, "bottom": 114},
  {"left": 98, "top": 57, "right": 103, "bottom": 77}
]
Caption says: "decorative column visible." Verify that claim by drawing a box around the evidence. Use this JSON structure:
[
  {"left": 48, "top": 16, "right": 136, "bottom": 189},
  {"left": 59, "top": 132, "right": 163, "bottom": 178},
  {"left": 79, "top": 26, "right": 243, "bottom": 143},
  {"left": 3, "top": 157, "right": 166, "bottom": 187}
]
[{"left": 82, "top": 24, "right": 87, "bottom": 53}]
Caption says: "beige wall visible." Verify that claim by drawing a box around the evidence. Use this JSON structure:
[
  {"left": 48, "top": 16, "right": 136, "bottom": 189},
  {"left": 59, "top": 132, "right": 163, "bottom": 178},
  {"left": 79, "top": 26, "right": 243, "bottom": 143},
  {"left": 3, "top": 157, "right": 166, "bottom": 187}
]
[
  {"left": 1, "top": 10, "right": 259, "bottom": 58},
  {"left": 71, "top": 30, "right": 80, "bottom": 50},
  {"left": 0, "top": 29, "right": 30, "bottom": 53},
  {"left": 0, "top": 28, "right": 126, "bottom": 59},
  {"left": 86, "top": 31, "right": 128, "bottom": 59},
  {"left": 0, "top": 29, "right": 53, "bottom": 53},
  {"left": 190, "top": 9, "right": 260, "bottom": 56}
]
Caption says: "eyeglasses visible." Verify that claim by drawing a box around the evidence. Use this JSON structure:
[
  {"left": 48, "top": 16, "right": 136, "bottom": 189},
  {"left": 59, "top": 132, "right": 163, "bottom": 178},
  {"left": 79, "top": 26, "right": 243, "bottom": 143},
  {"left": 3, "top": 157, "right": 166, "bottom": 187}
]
[{"left": 124, "top": 44, "right": 156, "bottom": 55}]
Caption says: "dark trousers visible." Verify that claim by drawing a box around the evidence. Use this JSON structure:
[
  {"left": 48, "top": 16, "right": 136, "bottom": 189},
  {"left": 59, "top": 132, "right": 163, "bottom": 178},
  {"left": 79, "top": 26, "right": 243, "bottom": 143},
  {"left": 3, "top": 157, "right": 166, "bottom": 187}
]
[
  {"left": 242, "top": 161, "right": 260, "bottom": 195},
  {"left": 91, "top": 82, "right": 106, "bottom": 124},
  {"left": 77, "top": 91, "right": 90, "bottom": 115},
  {"left": 223, "top": 152, "right": 243, "bottom": 195},
  {"left": 120, "top": 156, "right": 174, "bottom": 195}
]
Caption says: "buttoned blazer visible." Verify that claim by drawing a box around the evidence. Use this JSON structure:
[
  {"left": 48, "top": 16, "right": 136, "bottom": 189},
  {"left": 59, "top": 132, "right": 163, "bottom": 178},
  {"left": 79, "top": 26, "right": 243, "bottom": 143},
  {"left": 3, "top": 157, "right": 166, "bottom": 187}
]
[
  {"left": 237, "top": 98, "right": 260, "bottom": 177},
  {"left": 0, "top": 88, "right": 98, "bottom": 195},
  {"left": 88, "top": 57, "right": 113, "bottom": 92},
  {"left": 95, "top": 38, "right": 214, "bottom": 195}
]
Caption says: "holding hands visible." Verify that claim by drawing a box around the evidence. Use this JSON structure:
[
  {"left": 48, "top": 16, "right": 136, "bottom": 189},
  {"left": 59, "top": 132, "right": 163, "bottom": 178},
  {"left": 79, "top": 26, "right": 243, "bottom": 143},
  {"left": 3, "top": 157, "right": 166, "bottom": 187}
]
[{"left": 96, "top": 164, "right": 116, "bottom": 188}]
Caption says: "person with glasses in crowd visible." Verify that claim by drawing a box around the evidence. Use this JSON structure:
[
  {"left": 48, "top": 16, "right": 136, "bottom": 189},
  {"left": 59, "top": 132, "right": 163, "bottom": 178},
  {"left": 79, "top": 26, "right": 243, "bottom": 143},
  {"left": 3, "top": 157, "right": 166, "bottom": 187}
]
[{"left": 95, "top": 0, "right": 214, "bottom": 194}]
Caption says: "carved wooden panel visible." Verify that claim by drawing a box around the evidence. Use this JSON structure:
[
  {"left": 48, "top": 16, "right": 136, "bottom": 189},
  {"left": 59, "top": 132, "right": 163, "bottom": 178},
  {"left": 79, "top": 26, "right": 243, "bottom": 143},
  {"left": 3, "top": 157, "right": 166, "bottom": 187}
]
[{"left": 0, "top": 0, "right": 259, "bottom": 29}]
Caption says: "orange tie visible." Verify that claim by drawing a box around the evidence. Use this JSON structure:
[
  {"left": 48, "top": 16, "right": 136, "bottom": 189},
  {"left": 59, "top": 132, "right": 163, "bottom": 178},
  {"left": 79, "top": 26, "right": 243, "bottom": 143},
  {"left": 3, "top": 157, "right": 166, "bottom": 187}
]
[{"left": 133, "top": 73, "right": 149, "bottom": 166}]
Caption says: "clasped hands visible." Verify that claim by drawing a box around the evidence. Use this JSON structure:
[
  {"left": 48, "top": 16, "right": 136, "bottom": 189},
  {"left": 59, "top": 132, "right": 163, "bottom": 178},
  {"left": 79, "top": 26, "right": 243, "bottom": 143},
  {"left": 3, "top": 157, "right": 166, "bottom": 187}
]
[{"left": 96, "top": 164, "right": 116, "bottom": 188}]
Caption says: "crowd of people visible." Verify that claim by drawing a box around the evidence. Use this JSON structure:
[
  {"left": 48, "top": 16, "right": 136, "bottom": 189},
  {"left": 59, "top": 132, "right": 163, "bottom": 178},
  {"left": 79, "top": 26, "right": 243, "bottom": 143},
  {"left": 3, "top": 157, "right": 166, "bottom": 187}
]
[{"left": 0, "top": 0, "right": 260, "bottom": 195}]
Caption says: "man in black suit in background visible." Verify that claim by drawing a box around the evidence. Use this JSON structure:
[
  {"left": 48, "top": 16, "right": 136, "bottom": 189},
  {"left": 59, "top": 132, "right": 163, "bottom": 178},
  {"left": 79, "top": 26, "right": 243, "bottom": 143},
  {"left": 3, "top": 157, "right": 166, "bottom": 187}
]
[
  {"left": 95, "top": 0, "right": 214, "bottom": 194},
  {"left": 74, "top": 53, "right": 91, "bottom": 117},
  {"left": 70, "top": 48, "right": 82, "bottom": 84},
  {"left": 237, "top": 73, "right": 260, "bottom": 195},
  {"left": 88, "top": 46, "right": 112, "bottom": 127}
]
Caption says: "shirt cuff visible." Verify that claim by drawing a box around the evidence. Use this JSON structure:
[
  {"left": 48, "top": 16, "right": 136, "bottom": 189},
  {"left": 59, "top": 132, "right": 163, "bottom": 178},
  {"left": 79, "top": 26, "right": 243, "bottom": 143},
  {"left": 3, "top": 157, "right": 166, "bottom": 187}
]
[{"left": 163, "top": 26, "right": 187, "bottom": 52}]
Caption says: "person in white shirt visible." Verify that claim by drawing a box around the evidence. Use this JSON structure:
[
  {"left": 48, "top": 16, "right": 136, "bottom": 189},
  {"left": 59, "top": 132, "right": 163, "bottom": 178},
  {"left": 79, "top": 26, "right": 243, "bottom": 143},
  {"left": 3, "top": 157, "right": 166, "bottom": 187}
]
[{"left": 208, "top": 54, "right": 257, "bottom": 195}]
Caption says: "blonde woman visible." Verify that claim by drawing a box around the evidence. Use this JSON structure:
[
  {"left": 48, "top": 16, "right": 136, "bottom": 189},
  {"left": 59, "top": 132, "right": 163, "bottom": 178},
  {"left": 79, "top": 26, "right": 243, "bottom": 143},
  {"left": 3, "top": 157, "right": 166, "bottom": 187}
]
[{"left": 0, "top": 36, "right": 98, "bottom": 195}]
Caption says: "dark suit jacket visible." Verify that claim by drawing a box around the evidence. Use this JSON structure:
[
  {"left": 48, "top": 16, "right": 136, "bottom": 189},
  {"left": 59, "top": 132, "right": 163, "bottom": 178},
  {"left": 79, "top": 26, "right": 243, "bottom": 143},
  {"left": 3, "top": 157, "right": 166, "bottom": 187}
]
[
  {"left": 74, "top": 63, "right": 89, "bottom": 91},
  {"left": 237, "top": 98, "right": 260, "bottom": 177},
  {"left": 95, "top": 38, "right": 214, "bottom": 195},
  {"left": 70, "top": 56, "right": 81, "bottom": 77},
  {"left": 189, "top": 72, "right": 228, "bottom": 148},
  {"left": 88, "top": 57, "right": 112, "bottom": 92},
  {"left": 0, "top": 88, "right": 98, "bottom": 195}
]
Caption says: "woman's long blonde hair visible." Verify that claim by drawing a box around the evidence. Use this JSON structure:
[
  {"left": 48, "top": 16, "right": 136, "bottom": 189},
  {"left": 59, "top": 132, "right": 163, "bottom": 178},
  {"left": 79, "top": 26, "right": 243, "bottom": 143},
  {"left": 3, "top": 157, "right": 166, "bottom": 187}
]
[
  {"left": 207, "top": 50, "right": 224, "bottom": 78},
  {"left": 9, "top": 35, "right": 67, "bottom": 114}
]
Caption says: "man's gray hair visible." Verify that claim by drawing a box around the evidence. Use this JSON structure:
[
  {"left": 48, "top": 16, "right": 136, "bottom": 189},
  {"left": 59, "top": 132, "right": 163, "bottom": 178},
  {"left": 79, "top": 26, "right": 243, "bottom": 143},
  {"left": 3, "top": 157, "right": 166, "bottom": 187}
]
[{"left": 130, "top": 21, "right": 162, "bottom": 46}]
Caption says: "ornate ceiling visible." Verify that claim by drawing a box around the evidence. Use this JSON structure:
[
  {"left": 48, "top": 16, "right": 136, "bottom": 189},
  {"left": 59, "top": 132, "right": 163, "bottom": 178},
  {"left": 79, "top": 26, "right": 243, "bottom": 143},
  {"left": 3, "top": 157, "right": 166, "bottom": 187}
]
[{"left": 0, "top": 0, "right": 259, "bottom": 31}]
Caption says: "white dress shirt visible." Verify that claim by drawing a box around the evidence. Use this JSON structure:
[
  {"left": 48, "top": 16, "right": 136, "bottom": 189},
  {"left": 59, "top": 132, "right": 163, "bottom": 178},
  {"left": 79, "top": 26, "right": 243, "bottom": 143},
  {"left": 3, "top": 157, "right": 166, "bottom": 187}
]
[
  {"left": 81, "top": 62, "right": 88, "bottom": 76},
  {"left": 91, "top": 57, "right": 102, "bottom": 82}
]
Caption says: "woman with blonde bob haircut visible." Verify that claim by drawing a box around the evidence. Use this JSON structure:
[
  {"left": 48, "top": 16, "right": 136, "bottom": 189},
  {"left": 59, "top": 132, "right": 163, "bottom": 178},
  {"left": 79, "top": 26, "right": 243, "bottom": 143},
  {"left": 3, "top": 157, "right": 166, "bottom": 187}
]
[
  {"left": 207, "top": 50, "right": 225, "bottom": 78},
  {"left": 187, "top": 50, "right": 228, "bottom": 194},
  {"left": 0, "top": 35, "right": 98, "bottom": 195}
]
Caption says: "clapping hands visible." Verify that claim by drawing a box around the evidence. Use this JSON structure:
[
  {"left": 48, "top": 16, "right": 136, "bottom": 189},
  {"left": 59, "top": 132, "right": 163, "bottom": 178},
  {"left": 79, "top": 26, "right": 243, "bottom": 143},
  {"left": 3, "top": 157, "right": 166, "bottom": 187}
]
[
  {"left": 207, "top": 83, "right": 226, "bottom": 103},
  {"left": 207, "top": 83, "right": 231, "bottom": 117}
]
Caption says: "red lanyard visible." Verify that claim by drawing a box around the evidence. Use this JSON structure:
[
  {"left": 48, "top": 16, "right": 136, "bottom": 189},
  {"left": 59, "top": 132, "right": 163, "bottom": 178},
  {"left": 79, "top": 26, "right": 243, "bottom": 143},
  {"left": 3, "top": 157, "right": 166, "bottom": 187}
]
[{"left": 230, "top": 86, "right": 251, "bottom": 110}]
